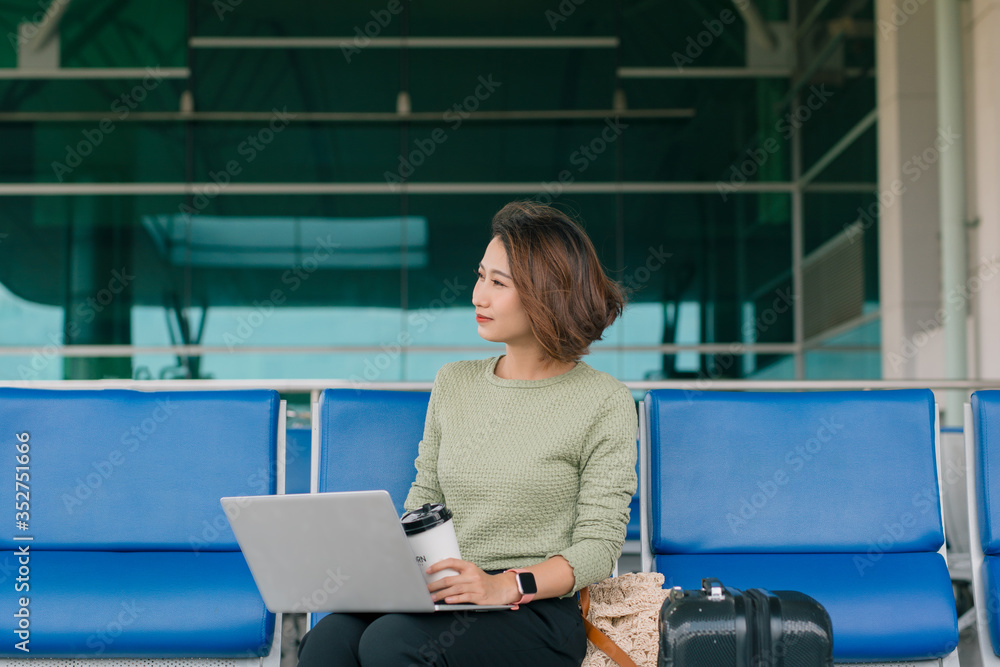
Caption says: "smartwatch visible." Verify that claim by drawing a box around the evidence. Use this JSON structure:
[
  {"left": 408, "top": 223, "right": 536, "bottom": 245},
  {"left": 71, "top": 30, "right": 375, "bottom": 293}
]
[{"left": 506, "top": 569, "right": 537, "bottom": 609}]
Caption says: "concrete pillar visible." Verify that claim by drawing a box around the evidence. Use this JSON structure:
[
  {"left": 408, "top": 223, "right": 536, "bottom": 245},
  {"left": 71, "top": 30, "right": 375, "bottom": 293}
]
[
  {"left": 969, "top": 0, "right": 1000, "bottom": 380},
  {"left": 876, "top": 0, "right": 943, "bottom": 379}
]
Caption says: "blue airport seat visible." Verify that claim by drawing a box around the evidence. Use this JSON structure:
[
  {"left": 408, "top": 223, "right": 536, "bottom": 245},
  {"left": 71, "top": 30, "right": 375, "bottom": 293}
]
[
  {"left": 0, "top": 388, "right": 280, "bottom": 659},
  {"left": 643, "top": 389, "right": 958, "bottom": 664},
  {"left": 626, "top": 450, "right": 640, "bottom": 543},
  {"left": 968, "top": 390, "right": 1000, "bottom": 665},
  {"left": 315, "top": 388, "right": 430, "bottom": 514},
  {"left": 626, "top": 488, "right": 640, "bottom": 542},
  {"left": 312, "top": 389, "right": 430, "bottom": 626},
  {"left": 285, "top": 427, "right": 312, "bottom": 494},
  {"left": 317, "top": 388, "right": 642, "bottom": 535}
]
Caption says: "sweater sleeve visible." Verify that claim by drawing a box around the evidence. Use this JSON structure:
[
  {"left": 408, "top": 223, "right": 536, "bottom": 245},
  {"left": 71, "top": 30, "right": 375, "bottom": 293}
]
[
  {"left": 404, "top": 367, "right": 446, "bottom": 511},
  {"left": 550, "top": 385, "right": 638, "bottom": 593}
]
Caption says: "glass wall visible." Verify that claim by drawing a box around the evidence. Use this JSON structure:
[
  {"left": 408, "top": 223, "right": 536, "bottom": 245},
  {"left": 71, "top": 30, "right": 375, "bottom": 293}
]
[{"left": 0, "top": 0, "right": 877, "bottom": 382}]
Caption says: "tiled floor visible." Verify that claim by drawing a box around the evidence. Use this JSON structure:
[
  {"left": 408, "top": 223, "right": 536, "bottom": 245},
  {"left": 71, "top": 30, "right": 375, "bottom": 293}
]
[
  {"left": 961, "top": 623, "right": 983, "bottom": 667},
  {"left": 281, "top": 614, "right": 307, "bottom": 667}
]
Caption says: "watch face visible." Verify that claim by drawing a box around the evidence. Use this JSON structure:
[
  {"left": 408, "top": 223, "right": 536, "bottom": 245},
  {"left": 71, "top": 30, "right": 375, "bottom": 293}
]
[{"left": 518, "top": 572, "right": 538, "bottom": 596}]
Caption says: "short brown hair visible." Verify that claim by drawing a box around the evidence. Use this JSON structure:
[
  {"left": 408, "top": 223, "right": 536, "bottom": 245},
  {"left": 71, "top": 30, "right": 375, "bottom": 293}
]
[{"left": 490, "top": 201, "right": 626, "bottom": 363}]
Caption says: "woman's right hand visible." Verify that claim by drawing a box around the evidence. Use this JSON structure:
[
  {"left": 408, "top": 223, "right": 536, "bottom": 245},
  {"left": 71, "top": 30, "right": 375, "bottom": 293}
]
[{"left": 426, "top": 559, "right": 519, "bottom": 606}]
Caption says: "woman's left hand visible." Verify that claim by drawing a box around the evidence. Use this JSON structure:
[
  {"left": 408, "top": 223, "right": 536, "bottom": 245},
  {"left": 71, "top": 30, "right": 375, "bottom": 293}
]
[{"left": 425, "top": 559, "right": 518, "bottom": 606}]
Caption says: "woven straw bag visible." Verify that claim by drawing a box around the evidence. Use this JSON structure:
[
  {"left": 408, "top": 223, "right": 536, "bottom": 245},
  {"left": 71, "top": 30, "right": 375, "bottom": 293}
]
[{"left": 581, "top": 572, "right": 669, "bottom": 667}]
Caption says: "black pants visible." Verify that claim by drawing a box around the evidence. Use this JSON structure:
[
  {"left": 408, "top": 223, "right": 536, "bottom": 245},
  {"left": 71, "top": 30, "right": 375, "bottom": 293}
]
[{"left": 296, "top": 596, "right": 586, "bottom": 667}]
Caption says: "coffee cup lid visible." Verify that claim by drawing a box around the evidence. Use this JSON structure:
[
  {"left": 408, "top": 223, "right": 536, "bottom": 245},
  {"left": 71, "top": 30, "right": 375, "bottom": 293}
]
[{"left": 401, "top": 503, "right": 453, "bottom": 536}]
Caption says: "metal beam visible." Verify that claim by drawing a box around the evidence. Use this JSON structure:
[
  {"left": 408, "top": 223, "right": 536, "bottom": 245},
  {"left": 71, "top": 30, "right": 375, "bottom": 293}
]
[
  {"left": 795, "top": 0, "right": 838, "bottom": 41},
  {"left": 0, "top": 108, "right": 695, "bottom": 123},
  {"left": 802, "top": 182, "right": 877, "bottom": 193},
  {"left": 798, "top": 108, "right": 877, "bottom": 187},
  {"left": 27, "top": 0, "right": 72, "bottom": 52},
  {"left": 731, "top": 0, "right": 778, "bottom": 51},
  {"left": 0, "top": 343, "right": 802, "bottom": 357},
  {"left": 189, "top": 36, "right": 619, "bottom": 49},
  {"left": 0, "top": 181, "right": 801, "bottom": 196},
  {"left": 791, "top": 92, "right": 806, "bottom": 379},
  {"left": 0, "top": 68, "right": 190, "bottom": 80},
  {"left": 0, "top": 377, "right": 995, "bottom": 392},
  {"left": 774, "top": 29, "right": 847, "bottom": 111},
  {"left": 618, "top": 67, "right": 791, "bottom": 79}
]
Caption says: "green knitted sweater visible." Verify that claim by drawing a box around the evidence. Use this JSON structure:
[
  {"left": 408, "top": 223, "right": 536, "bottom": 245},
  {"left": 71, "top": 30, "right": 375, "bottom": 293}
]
[{"left": 404, "top": 355, "right": 638, "bottom": 594}]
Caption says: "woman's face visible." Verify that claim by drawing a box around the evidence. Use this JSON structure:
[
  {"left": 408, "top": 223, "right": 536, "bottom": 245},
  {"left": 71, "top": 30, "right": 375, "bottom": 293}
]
[{"left": 472, "top": 237, "right": 535, "bottom": 346}]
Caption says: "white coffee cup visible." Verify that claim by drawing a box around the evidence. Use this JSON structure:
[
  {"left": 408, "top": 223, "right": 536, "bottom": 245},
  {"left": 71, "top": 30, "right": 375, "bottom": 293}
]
[{"left": 401, "top": 503, "right": 462, "bottom": 584}]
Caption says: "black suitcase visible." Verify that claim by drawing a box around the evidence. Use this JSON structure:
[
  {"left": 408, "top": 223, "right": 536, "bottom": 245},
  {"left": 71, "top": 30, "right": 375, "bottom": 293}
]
[{"left": 658, "top": 578, "right": 833, "bottom": 667}]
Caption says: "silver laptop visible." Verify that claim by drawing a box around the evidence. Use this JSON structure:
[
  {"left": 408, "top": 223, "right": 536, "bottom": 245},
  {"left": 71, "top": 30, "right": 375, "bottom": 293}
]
[{"left": 220, "top": 490, "right": 514, "bottom": 613}]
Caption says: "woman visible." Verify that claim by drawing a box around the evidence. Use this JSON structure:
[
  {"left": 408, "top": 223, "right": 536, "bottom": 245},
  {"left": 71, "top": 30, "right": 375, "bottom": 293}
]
[{"left": 297, "top": 201, "right": 637, "bottom": 666}]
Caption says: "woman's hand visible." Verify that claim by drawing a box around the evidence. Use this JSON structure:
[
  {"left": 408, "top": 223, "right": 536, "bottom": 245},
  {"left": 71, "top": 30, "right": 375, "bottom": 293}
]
[{"left": 425, "top": 559, "right": 518, "bottom": 606}]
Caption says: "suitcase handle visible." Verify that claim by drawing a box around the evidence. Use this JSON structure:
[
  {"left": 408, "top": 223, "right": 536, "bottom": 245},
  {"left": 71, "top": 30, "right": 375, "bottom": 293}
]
[{"left": 701, "top": 578, "right": 726, "bottom": 601}]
